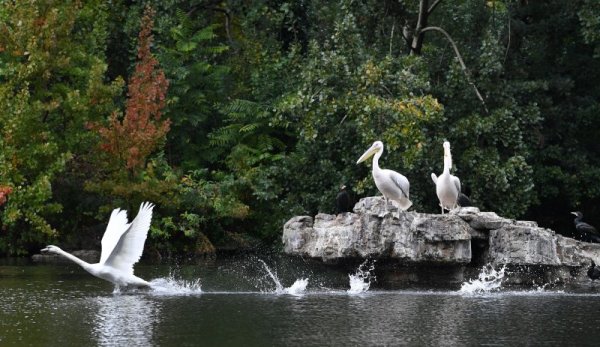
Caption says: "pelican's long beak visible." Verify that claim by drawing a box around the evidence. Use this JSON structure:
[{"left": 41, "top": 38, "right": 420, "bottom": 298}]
[
  {"left": 571, "top": 212, "right": 578, "bottom": 216},
  {"left": 357, "top": 145, "right": 377, "bottom": 164}
]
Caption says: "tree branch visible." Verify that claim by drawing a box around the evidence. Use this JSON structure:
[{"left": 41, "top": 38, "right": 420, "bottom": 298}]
[
  {"left": 420, "top": 26, "right": 489, "bottom": 114},
  {"left": 188, "top": 5, "right": 235, "bottom": 49},
  {"left": 427, "top": 0, "right": 443, "bottom": 15}
]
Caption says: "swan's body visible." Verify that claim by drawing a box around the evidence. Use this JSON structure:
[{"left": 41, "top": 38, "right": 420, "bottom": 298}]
[
  {"left": 357, "top": 141, "right": 412, "bottom": 218},
  {"left": 42, "top": 202, "right": 154, "bottom": 290},
  {"left": 431, "top": 141, "right": 461, "bottom": 214}
]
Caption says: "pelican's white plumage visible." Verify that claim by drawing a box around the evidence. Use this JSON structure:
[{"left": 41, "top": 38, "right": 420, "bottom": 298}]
[
  {"left": 42, "top": 202, "right": 154, "bottom": 290},
  {"left": 357, "top": 141, "right": 412, "bottom": 218},
  {"left": 431, "top": 141, "right": 461, "bottom": 214}
]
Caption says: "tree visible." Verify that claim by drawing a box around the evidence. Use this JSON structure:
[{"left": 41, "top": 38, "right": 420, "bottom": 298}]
[
  {"left": 0, "top": 0, "right": 121, "bottom": 255},
  {"left": 86, "top": 6, "right": 173, "bottom": 210},
  {"left": 91, "top": 6, "right": 170, "bottom": 175}
]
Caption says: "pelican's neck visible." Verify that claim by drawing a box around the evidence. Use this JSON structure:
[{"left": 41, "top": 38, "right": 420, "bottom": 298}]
[
  {"left": 56, "top": 248, "right": 91, "bottom": 269},
  {"left": 443, "top": 147, "right": 452, "bottom": 174},
  {"left": 372, "top": 147, "right": 383, "bottom": 172}
]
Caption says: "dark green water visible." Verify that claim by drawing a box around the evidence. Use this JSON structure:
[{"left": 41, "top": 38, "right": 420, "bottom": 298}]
[{"left": 2, "top": 257, "right": 600, "bottom": 346}]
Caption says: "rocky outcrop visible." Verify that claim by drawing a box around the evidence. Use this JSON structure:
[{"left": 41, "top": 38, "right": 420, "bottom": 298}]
[
  {"left": 282, "top": 196, "right": 600, "bottom": 286},
  {"left": 283, "top": 212, "right": 472, "bottom": 264}
]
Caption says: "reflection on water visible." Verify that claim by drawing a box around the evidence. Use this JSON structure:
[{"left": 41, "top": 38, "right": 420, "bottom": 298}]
[
  {"left": 93, "top": 295, "right": 160, "bottom": 346},
  {"left": 3, "top": 260, "right": 600, "bottom": 346}
]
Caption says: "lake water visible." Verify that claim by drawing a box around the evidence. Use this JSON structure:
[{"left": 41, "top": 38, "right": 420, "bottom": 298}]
[{"left": 2, "top": 256, "right": 600, "bottom": 346}]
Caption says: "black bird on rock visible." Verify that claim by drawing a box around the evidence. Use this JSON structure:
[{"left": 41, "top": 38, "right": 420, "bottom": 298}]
[
  {"left": 571, "top": 211, "right": 600, "bottom": 243},
  {"left": 335, "top": 185, "right": 353, "bottom": 214},
  {"left": 588, "top": 261, "right": 600, "bottom": 282},
  {"left": 457, "top": 193, "right": 472, "bottom": 207}
]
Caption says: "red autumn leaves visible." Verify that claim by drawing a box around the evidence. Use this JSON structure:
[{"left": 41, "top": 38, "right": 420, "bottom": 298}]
[{"left": 90, "top": 6, "right": 170, "bottom": 172}]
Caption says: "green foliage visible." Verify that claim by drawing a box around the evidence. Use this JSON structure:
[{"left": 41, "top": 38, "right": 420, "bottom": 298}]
[
  {"left": 0, "top": 0, "right": 121, "bottom": 255},
  {"left": 158, "top": 10, "right": 231, "bottom": 170},
  {"left": 578, "top": 0, "right": 600, "bottom": 58},
  {"left": 1, "top": 0, "right": 600, "bottom": 255},
  {"left": 149, "top": 169, "right": 248, "bottom": 255}
]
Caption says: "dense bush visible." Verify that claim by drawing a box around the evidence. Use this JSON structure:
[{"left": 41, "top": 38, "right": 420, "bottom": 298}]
[{"left": 1, "top": 0, "right": 599, "bottom": 255}]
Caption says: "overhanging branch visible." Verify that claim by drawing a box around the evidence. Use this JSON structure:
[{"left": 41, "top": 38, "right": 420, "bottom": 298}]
[{"left": 420, "top": 26, "right": 489, "bottom": 114}]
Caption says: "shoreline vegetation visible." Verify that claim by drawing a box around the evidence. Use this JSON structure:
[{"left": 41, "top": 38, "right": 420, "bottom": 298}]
[{"left": 1, "top": 1, "right": 599, "bottom": 257}]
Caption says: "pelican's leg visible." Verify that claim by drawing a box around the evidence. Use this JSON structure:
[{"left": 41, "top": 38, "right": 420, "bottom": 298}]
[
  {"left": 440, "top": 203, "right": 444, "bottom": 215},
  {"left": 384, "top": 197, "right": 389, "bottom": 213}
]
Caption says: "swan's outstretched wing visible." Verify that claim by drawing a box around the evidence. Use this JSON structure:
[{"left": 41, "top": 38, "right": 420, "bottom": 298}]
[
  {"left": 100, "top": 208, "right": 131, "bottom": 265},
  {"left": 105, "top": 202, "right": 154, "bottom": 274}
]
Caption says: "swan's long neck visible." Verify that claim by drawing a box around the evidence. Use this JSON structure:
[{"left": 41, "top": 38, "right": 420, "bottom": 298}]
[
  {"left": 443, "top": 147, "right": 452, "bottom": 174},
  {"left": 55, "top": 248, "right": 91, "bottom": 269}
]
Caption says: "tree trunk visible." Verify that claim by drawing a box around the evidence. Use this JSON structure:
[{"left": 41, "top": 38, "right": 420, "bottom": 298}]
[{"left": 410, "top": 0, "right": 429, "bottom": 55}]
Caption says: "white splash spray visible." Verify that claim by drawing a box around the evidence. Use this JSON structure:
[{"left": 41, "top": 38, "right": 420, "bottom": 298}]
[
  {"left": 149, "top": 274, "right": 202, "bottom": 295},
  {"left": 348, "top": 259, "right": 376, "bottom": 294},
  {"left": 258, "top": 259, "right": 308, "bottom": 294},
  {"left": 460, "top": 264, "right": 506, "bottom": 294}
]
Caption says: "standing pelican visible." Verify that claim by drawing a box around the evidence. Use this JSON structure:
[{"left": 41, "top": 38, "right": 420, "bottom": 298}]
[
  {"left": 357, "top": 141, "right": 412, "bottom": 217},
  {"left": 431, "top": 141, "right": 461, "bottom": 214},
  {"left": 42, "top": 202, "right": 154, "bottom": 291}
]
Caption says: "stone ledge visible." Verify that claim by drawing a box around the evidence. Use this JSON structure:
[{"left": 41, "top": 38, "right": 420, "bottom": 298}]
[{"left": 282, "top": 196, "right": 600, "bottom": 286}]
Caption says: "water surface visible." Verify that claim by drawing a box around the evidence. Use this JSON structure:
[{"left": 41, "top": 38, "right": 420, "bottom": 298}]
[{"left": 2, "top": 258, "right": 600, "bottom": 346}]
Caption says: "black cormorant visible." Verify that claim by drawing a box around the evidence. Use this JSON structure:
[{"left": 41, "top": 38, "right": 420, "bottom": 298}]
[
  {"left": 572, "top": 211, "right": 600, "bottom": 243},
  {"left": 588, "top": 261, "right": 600, "bottom": 282},
  {"left": 457, "top": 193, "right": 472, "bottom": 207},
  {"left": 335, "top": 185, "right": 353, "bottom": 214}
]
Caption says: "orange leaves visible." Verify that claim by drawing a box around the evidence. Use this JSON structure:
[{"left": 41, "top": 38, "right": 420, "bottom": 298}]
[
  {"left": 0, "top": 186, "right": 13, "bottom": 206},
  {"left": 91, "top": 6, "right": 169, "bottom": 173}
]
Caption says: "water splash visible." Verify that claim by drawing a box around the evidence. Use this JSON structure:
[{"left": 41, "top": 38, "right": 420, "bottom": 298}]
[
  {"left": 258, "top": 259, "right": 308, "bottom": 294},
  {"left": 148, "top": 274, "right": 202, "bottom": 296},
  {"left": 285, "top": 278, "right": 309, "bottom": 294},
  {"left": 347, "top": 259, "right": 376, "bottom": 294},
  {"left": 460, "top": 264, "right": 506, "bottom": 294}
]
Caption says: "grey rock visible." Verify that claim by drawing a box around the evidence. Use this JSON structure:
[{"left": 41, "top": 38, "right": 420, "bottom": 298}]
[
  {"left": 488, "top": 226, "right": 559, "bottom": 266},
  {"left": 283, "top": 197, "right": 473, "bottom": 264},
  {"left": 282, "top": 196, "right": 600, "bottom": 287}
]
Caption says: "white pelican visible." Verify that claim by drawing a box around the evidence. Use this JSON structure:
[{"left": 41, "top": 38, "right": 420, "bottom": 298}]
[
  {"left": 431, "top": 141, "right": 461, "bottom": 214},
  {"left": 42, "top": 202, "right": 154, "bottom": 290},
  {"left": 357, "top": 141, "right": 412, "bottom": 217}
]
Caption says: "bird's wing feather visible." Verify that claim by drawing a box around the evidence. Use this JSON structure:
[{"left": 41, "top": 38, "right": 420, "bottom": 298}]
[
  {"left": 100, "top": 209, "right": 131, "bottom": 265},
  {"left": 105, "top": 202, "right": 154, "bottom": 274},
  {"left": 389, "top": 171, "right": 410, "bottom": 199},
  {"left": 452, "top": 175, "right": 462, "bottom": 193},
  {"left": 431, "top": 173, "right": 438, "bottom": 185},
  {"left": 577, "top": 222, "right": 599, "bottom": 235}
]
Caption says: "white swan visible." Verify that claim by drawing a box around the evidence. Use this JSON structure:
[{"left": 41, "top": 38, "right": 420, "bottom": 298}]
[
  {"left": 431, "top": 141, "right": 461, "bottom": 214},
  {"left": 357, "top": 141, "right": 412, "bottom": 218},
  {"left": 42, "top": 202, "right": 154, "bottom": 290}
]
